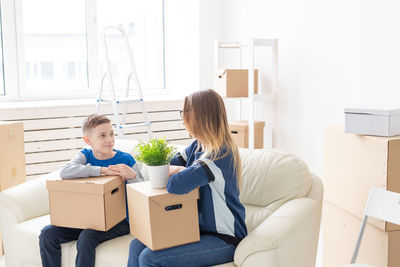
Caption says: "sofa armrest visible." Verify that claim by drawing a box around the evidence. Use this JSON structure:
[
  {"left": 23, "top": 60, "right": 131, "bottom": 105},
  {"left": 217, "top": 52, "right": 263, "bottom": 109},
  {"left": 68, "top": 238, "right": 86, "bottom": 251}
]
[
  {"left": 0, "top": 171, "right": 55, "bottom": 228},
  {"left": 234, "top": 197, "right": 321, "bottom": 267}
]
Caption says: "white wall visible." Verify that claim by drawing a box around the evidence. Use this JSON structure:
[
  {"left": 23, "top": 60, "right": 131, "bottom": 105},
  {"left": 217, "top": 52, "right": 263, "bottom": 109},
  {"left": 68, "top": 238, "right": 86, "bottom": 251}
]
[
  {"left": 164, "top": 0, "right": 199, "bottom": 96},
  {"left": 206, "top": 1, "right": 400, "bottom": 266},
  {"left": 215, "top": 0, "right": 400, "bottom": 177},
  {"left": 165, "top": 0, "right": 224, "bottom": 97}
]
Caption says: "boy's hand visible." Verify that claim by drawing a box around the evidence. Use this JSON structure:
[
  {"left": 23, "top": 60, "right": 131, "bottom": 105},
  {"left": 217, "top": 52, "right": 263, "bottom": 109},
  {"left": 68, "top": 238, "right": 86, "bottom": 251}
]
[
  {"left": 108, "top": 164, "right": 137, "bottom": 182},
  {"left": 169, "top": 165, "right": 186, "bottom": 177},
  {"left": 100, "top": 167, "right": 120, "bottom": 176}
]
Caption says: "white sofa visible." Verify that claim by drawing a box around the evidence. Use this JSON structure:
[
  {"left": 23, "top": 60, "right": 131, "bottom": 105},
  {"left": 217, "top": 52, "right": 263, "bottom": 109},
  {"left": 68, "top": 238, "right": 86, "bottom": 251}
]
[{"left": 0, "top": 139, "right": 323, "bottom": 267}]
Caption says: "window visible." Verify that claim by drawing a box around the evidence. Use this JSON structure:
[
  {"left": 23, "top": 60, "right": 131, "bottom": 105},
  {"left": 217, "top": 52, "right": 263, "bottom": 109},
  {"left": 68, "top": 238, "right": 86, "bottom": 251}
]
[
  {"left": 0, "top": 0, "right": 165, "bottom": 100},
  {"left": 97, "top": 0, "right": 165, "bottom": 91},
  {"left": 19, "top": 0, "right": 88, "bottom": 97},
  {"left": 66, "top": 62, "right": 76, "bottom": 79},
  {"left": 40, "top": 62, "right": 54, "bottom": 80}
]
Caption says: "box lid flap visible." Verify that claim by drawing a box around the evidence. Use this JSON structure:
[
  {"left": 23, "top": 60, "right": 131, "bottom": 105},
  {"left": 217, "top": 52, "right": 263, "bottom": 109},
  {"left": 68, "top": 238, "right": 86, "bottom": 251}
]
[
  {"left": 46, "top": 176, "right": 122, "bottom": 194},
  {"left": 0, "top": 121, "right": 23, "bottom": 126},
  {"left": 229, "top": 120, "right": 265, "bottom": 131},
  {"left": 328, "top": 125, "right": 400, "bottom": 141},
  {"left": 345, "top": 107, "right": 400, "bottom": 116},
  {"left": 128, "top": 181, "right": 199, "bottom": 206}
]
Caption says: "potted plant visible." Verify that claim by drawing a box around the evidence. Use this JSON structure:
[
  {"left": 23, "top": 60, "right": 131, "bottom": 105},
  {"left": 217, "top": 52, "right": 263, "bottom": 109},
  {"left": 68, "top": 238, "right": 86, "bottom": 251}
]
[{"left": 134, "top": 138, "right": 176, "bottom": 188}]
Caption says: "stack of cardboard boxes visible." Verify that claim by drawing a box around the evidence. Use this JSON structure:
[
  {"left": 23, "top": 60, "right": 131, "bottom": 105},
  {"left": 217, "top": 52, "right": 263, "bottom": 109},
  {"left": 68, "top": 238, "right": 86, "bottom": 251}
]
[
  {"left": 0, "top": 121, "right": 26, "bottom": 255},
  {"left": 214, "top": 69, "right": 265, "bottom": 149},
  {"left": 324, "top": 126, "right": 400, "bottom": 267}
]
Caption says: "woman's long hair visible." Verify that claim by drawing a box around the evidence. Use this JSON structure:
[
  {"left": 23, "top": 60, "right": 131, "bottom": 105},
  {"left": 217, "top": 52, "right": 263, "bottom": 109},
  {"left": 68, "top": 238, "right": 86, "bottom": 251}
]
[{"left": 182, "top": 89, "right": 242, "bottom": 187}]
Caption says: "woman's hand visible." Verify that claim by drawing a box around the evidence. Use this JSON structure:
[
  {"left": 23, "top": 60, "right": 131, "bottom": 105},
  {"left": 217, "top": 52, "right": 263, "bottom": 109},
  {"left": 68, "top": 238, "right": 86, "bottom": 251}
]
[
  {"left": 169, "top": 165, "right": 186, "bottom": 177},
  {"left": 107, "top": 164, "right": 138, "bottom": 181}
]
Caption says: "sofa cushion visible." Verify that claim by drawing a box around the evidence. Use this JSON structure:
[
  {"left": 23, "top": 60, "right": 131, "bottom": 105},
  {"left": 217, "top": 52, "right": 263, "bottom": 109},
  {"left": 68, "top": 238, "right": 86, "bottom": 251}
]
[
  {"left": 239, "top": 149, "right": 312, "bottom": 207},
  {"left": 92, "top": 235, "right": 134, "bottom": 267},
  {"left": 7, "top": 215, "right": 69, "bottom": 266},
  {"left": 8, "top": 213, "right": 135, "bottom": 267}
]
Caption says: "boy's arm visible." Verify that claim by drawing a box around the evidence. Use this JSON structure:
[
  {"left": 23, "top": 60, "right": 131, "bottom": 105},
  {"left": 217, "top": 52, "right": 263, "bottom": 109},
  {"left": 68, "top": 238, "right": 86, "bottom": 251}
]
[
  {"left": 59, "top": 152, "right": 101, "bottom": 179},
  {"left": 108, "top": 163, "right": 143, "bottom": 183},
  {"left": 131, "top": 162, "right": 144, "bottom": 182}
]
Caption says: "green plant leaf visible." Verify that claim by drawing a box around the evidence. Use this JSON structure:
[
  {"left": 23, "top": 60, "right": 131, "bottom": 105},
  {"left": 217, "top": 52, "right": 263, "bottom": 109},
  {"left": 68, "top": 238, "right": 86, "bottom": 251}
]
[{"left": 134, "top": 138, "right": 177, "bottom": 166}]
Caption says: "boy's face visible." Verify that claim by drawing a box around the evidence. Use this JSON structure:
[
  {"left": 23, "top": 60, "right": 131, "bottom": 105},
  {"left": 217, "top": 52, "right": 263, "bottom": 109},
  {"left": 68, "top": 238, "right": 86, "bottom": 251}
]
[{"left": 84, "top": 122, "right": 115, "bottom": 155}]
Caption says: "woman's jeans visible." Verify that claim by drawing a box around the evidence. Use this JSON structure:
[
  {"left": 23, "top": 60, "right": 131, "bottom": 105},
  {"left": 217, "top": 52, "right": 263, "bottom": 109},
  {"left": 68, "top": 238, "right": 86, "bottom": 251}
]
[
  {"left": 127, "top": 234, "right": 236, "bottom": 267},
  {"left": 39, "top": 220, "right": 130, "bottom": 267}
]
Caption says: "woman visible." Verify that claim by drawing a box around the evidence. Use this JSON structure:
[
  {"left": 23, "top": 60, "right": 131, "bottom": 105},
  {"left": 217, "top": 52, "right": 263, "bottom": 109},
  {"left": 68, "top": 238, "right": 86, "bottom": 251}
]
[{"left": 127, "top": 89, "right": 247, "bottom": 267}]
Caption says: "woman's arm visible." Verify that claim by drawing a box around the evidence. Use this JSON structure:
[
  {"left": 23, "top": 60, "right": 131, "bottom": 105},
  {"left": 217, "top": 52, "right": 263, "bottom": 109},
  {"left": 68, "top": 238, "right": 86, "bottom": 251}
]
[
  {"left": 170, "top": 152, "right": 188, "bottom": 166},
  {"left": 167, "top": 159, "right": 217, "bottom": 194},
  {"left": 170, "top": 141, "right": 197, "bottom": 166}
]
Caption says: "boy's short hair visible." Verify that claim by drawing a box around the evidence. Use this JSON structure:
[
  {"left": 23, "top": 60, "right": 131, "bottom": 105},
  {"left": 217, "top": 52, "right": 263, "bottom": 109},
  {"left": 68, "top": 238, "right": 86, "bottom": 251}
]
[{"left": 82, "top": 114, "right": 111, "bottom": 136}]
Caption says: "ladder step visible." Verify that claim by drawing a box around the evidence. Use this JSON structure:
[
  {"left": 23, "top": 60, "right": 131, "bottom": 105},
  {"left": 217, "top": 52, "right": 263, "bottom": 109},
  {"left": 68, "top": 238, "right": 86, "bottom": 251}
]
[
  {"left": 98, "top": 97, "right": 143, "bottom": 104},
  {"left": 118, "top": 122, "right": 151, "bottom": 129},
  {"left": 219, "top": 42, "right": 244, "bottom": 48},
  {"left": 253, "top": 38, "right": 277, "bottom": 47}
]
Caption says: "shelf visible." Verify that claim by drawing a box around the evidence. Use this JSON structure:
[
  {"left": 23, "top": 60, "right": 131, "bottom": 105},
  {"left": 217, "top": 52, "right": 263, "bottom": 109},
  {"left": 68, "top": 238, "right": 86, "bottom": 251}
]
[
  {"left": 218, "top": 38, "right": 277, "bottom": 49},
  {"left": 215, "top": 38, "right": 278, "bottom": 149},
  {"left": 226, "top": 93, "right": 276, "bottom": 102}
]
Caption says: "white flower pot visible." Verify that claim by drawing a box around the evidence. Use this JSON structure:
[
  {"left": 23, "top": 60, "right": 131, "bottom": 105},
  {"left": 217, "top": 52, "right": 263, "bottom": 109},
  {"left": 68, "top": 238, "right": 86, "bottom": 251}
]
[{"left": 147, "top": 163, "right": 170, "bottom": 188}]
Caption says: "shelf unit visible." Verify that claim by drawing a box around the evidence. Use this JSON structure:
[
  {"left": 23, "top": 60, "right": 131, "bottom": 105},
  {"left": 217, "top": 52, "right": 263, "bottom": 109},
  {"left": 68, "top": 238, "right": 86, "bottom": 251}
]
[{"left": 214, "top": 38, "right": 278, "bottom": 148}]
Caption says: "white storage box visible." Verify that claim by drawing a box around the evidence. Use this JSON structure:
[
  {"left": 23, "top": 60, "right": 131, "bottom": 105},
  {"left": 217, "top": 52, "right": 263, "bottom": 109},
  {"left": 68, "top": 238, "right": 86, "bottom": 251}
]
[{"left": 345, "top": 108, "right": 400, "bottom": 136}]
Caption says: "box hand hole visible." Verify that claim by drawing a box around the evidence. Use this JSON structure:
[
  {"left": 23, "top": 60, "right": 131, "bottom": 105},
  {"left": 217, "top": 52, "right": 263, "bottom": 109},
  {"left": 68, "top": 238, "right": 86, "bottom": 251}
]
[
  {"left": 231, "top": 131, "right": 238, "bottom": 134},
  {"left": 165, "top": 204, "right": 182, "bottom": 211},
  {"left": 111, "top": 188, "right": 119, "bottom": 194}
]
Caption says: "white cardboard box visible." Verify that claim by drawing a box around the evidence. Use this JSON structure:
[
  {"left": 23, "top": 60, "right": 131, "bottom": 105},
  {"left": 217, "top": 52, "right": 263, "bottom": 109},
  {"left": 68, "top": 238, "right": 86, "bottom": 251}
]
[{"left": 345, "top": 108, "right": 400, "bottom": 136}]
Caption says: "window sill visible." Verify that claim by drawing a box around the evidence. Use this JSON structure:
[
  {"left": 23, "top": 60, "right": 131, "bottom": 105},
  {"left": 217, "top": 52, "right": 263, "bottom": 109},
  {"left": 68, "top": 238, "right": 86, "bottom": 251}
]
[{"left": 0, "top": 94, "right": 184, "bottom": 110}]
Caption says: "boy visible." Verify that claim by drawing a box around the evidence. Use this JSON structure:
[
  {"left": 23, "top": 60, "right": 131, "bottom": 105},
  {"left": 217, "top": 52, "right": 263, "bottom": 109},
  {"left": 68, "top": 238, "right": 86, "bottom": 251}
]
[{"left": 39, "top": 114, "right": 143, "bottom": 267}]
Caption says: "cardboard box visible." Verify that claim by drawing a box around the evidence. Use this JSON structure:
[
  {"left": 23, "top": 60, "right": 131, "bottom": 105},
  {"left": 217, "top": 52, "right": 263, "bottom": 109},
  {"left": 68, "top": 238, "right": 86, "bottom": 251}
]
[
  {"left": 323, "top": 202, "right": 400, "bottom": 267},
  {"left": 127, "top": 181, "right": 200, "bottom": 250},
  {"left": 324, "top": 126, "right": 400, "bottom": 231},
  {"left": 345, "top": 107, "right": 400, "bottom": 136},
  {"left": 215, "top": 69, "right": 258, "bottom": 97},
  {"left": 0, "top": 121, "right": 26, "bottom": 191},
  {"left": 229, "top": 120, "right": 265, "bottom": 148},
  {"left": 46, "top": 176, "right": 126, "bottom": 231}
]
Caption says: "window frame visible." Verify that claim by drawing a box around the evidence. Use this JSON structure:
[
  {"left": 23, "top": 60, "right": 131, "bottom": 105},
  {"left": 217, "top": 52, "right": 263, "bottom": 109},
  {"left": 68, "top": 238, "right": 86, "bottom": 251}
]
[{"left": 0, "top": 0, "right": 167, "bottom": 101}]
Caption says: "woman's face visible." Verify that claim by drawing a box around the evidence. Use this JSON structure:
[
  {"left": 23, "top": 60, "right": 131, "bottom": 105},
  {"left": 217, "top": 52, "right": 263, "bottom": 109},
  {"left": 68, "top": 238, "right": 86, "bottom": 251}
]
[
  {"left": 182, "top": 107, "right": 199, "bottom": 140},
  {"left": 182, "top": 112, "right": 192, "bottom": 137}
]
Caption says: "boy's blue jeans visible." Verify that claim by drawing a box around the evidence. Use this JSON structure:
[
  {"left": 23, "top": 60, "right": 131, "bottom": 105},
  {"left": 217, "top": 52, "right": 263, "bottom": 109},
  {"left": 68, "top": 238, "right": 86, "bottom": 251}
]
[
  {"left": 127, "top": 235, "right": 236, "bottom": 267},
  {"left": 39, "top": 220, "right": 130, "bottom": 267}
]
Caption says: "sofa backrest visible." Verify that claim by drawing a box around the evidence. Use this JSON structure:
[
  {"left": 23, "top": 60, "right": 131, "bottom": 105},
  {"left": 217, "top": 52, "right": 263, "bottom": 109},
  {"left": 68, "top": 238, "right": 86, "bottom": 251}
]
[
  {"left": 116, "top": 139, "right": 313, "bottom": 230},
  {"left": 239, "top": 148, "right": 312, "bottom": 206},
  {"left": 116, "top": 140, "right": 312, "bottom": 205},
  {"left": 239, "top": 148, "right": 312, "bottom": 231}
]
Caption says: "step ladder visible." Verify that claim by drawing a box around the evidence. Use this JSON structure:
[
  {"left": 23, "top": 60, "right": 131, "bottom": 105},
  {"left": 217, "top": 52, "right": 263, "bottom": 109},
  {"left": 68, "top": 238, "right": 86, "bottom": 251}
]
[{"left": 96, "top": 26, "right": 152, "bottom": 139}]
